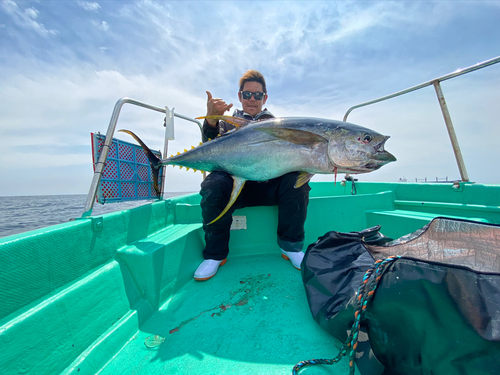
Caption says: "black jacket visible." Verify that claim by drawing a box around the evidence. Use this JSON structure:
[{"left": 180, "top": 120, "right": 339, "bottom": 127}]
[{"left": 202, "top": 108, "right": 275, "bottom": 142}]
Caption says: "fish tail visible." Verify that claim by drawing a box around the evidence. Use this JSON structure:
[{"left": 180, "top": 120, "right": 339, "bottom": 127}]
[{"left": 118, "top": 129, "right": 162, "bottom": 197}]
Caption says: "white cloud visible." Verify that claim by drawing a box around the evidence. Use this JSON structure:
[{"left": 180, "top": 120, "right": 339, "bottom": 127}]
[
  {"left": 92, "top": 20, "right": 109, "bottom": 31},
  {"left": 2, "top": 153, "right": 89, "bottom": 168},
  {"left": 24, "top": 7, "right": 38, "bottom": 19},
  {"left": 0, "top": 0, "right": 499, "bottom": 196},
  {"left": 0, "top": 67, "right": 208, "bottom": 194},
  {"left": 1, "top": 0, "right": 58, "bottom": 36},
  {"left": 77, "top": 1, "right": 101, "bottom": 12}
]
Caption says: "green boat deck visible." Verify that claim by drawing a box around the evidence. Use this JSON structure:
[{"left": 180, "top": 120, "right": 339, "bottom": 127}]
[
  {"left": 98, "top": 253, "right": 345, "bottom": 375},
  {"left": 1, "top": 181, "right": 499, "bottom": 374}
]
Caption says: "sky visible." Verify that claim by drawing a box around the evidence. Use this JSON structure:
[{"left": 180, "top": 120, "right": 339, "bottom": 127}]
[{"left": 1, "top": 0, "right": 500, "bottom": 197}]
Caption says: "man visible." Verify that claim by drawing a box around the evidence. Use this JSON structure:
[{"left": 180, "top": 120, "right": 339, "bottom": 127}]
[{"left": 194, "top": 70, "right": 310, "bottom": 281}]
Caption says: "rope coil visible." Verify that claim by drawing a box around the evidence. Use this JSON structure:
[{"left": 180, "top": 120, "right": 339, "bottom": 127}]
[{"left": 292, "top": 255, "right": 401, "bottom": 375}]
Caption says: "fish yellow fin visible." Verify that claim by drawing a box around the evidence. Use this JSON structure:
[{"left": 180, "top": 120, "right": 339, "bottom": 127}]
[
  {"left": 196, "top": 115, "right": 251, "bottom": 128},
  {"left": 295, "top": 172, "right": 315, "bottom": 188},
  {"left": 208, "top": 177, "right": 246, "bottom": 225}
]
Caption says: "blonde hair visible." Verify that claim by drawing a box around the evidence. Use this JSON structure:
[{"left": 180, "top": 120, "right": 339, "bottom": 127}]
[{"left": 239, "top": 70, "right": 267, "bottom": 93}]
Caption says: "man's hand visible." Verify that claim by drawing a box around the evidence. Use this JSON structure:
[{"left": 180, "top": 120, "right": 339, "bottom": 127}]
[{"left": 206, "top": 91, "right": 233, "bottom": 127}]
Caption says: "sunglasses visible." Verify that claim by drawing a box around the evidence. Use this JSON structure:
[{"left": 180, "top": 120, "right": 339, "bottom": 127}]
[{"left": 240, "top": 91, "right": 266, "bottom": 100}]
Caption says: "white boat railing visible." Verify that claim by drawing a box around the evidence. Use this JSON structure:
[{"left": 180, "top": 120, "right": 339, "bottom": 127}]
[
  {"left": 82, "top": 97, "right": 203, "bottom": 217},
  {"left": 343, "top": 56, "right": 500, "bottom": 183}
]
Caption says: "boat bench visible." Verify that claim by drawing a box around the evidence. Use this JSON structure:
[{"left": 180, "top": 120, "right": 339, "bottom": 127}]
[{"left": 115, "top": 222, "right": 204, "bottom": 323}]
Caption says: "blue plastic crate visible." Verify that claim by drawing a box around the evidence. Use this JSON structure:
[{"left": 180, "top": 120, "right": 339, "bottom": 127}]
[{"left": 91, "top": 133, "right": 164, "bottom": 203}]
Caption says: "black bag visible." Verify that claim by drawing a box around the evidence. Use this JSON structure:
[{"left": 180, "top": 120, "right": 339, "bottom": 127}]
[{"left": 302, "top": 218, "right": 500, "bottom": 375}]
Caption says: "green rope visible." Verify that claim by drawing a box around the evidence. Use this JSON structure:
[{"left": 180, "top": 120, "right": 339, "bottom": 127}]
[{"left": 292, "top": 255, "right": 401, "bottom": 375}]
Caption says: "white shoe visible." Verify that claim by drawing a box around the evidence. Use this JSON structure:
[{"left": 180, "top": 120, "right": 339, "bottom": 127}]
[
  {"left": 194, "top": 259, "right": 227, "bottom": 281},
  {"left": 281, "top": 249, "right": 304, "bottom": 270}
]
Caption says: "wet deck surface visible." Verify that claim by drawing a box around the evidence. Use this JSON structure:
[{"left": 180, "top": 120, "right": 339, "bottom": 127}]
[{"left": 100, "top": 253, "right": 356, "bottom": 374}]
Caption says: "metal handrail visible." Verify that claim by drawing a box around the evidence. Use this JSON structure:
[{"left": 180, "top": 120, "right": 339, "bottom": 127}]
[
  {"left": 81, "top": 97, "right": 203, "bottom": 217},
  {"left": 343, "top": 56, "right": 500, "bottom": 121},
  {"left": 343, "top": 56, "right": 500, "bottom": 182}
]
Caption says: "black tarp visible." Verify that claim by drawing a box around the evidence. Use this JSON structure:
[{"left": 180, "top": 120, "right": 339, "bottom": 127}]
[{"left": 302, "top": 218, "right": 500, "bottom": 375}]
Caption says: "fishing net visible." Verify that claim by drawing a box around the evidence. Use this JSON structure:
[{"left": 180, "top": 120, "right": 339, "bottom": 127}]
[{"left": 299, "top": 217, "right": 500, "bottom": 375}]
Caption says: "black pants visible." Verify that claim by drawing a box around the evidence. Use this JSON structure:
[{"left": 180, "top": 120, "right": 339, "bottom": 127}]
[{"left": 199, "top": 171, "right": 311, "bottom": 260}]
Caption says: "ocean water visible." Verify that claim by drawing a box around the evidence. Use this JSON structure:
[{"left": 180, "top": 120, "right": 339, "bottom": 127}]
[{"left": 0, "top": 192, "right": 193, "bottom": 239}]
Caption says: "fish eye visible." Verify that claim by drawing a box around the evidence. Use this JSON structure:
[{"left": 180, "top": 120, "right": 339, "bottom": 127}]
[{"left": 358, "top": 133, "right": 373, "bottom": 143}]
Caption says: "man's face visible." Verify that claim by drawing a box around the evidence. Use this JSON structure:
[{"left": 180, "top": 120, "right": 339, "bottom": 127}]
[{"left": 238, "top": 81, "right": 267, "bottom": 118}]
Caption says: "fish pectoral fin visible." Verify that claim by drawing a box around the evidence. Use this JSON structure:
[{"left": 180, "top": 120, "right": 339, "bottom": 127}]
[
  {"left": 208, "top": 177, "right": 246, "bottom": 225},
  {"left": 195, "top": 115, "right": 251, "bottom": 128},
  {"left": 295, "top": 172, "right": 315, "bottom": 188},
  {"left": 255, "top": 127, "right": 327, "bottom": 145}
]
